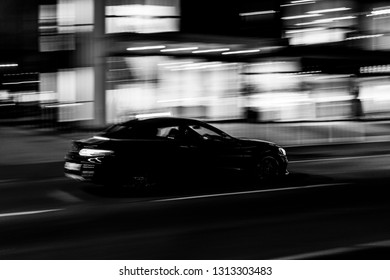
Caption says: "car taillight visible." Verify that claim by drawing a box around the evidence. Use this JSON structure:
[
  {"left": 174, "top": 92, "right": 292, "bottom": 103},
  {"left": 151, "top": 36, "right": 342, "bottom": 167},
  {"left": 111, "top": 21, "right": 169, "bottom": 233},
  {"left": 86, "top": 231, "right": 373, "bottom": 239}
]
[{"left": 79, "top": 148, "right": 114, "bottom": 157}]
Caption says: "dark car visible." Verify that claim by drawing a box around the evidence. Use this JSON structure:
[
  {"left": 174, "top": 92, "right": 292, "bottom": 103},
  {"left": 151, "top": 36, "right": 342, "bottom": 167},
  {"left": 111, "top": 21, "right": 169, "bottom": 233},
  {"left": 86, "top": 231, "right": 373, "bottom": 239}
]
[{"left": 64, "top": 117, "right": 288, "bottom": 189}]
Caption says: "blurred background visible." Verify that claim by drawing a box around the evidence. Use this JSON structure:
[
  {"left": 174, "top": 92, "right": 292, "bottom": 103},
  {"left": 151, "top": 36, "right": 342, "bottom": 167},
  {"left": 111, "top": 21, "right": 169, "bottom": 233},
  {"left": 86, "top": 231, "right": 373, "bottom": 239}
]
[
  {"left": 3, "top": 0, "right": 390, "bottom": 260},
  {"left": 1, "top": 0, "right": 390, "bottom": 128}
]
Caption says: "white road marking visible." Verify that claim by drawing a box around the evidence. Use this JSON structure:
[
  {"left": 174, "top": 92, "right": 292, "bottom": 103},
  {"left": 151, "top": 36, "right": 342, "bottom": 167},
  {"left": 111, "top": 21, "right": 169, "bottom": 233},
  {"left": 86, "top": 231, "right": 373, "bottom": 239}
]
[
  {"left": 0, "top": 179, "right": 18, "bottom": 184},
  {"left": 277, "top": 239, "right": 390, "bottom": 260},
  {"left": 153, "top": 183, "right": 348, "bottom": 203},
  {"left": 0, "top": 209, "right": 63, "bottom": 218},
  {"left": 290, "top": 153, "right": 390, "bottom": 164},
  {"left": 277, "top": 247, "right": 362, "bottom": 260}
]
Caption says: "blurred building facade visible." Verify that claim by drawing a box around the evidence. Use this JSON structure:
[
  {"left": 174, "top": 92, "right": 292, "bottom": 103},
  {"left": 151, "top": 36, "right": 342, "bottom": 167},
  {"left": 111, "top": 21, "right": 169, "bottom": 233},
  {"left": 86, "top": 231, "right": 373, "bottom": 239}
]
[{"left": 2, "top": 0, "right": 390, "bottom": 126}]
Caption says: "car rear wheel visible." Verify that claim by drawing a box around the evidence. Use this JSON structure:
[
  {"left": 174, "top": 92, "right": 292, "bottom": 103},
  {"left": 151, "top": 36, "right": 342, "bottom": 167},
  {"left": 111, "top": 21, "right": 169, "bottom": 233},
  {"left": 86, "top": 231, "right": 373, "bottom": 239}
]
[
  {"left": 105, "top": 171, "right": 159, "bottom": 194},
  {"left": 124, "top": 173, "right": 158, "bottom": 190},
  {"left": 257, "top": 155, "right": 280, "bottom": 181}
]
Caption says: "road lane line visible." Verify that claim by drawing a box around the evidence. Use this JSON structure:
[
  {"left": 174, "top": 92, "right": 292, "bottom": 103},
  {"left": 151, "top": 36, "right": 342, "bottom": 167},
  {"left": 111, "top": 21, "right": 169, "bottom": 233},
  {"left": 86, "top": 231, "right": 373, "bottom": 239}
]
[
  {"left": 277, "top": 239, "right": 390, "bottom": 260},
  {"left": 275, "top": 246, "right": 363, "bottom": 260},
  {"left": 0, "top": 179, "right": 18, "bottom": 184},
  {"left": 0, "top": 209, "right": 63, "bottom": 218},
  {"left": 290, "top": 153, "right": 390, "bottom": 164},
  {"left": 152, "top": 183, "right": 348, "bottom": 203}
]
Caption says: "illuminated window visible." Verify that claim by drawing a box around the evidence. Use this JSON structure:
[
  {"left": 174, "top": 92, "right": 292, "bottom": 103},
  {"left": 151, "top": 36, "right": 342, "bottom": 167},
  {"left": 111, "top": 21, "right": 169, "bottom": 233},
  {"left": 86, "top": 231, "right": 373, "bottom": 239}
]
[{"left": 105, "top": 0, "right": 180, "bottom": 34}]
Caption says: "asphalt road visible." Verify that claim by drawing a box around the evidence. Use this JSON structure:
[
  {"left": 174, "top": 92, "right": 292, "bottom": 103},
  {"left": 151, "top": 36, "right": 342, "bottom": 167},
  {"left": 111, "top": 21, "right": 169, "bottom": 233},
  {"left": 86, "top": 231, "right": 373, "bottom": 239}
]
[{"left": 1, "top": 142, "right": 390, "bottom": 259}]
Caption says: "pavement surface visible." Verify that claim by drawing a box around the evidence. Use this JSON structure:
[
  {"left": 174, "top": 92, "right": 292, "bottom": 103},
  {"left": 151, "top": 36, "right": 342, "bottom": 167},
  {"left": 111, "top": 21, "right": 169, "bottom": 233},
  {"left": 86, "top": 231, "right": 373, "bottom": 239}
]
[{"left": 2, "top": 120, "right": 390, "bottom": 180}]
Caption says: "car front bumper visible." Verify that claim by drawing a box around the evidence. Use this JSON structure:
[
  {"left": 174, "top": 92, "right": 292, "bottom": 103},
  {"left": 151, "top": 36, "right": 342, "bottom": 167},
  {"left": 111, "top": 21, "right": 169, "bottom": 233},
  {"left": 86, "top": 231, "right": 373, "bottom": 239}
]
[
  {"left": 64, "top": 151, "right": 104, "bottom": 182},
  {"left": 64, "top": 160, "right": 97, "bottom": 182}
]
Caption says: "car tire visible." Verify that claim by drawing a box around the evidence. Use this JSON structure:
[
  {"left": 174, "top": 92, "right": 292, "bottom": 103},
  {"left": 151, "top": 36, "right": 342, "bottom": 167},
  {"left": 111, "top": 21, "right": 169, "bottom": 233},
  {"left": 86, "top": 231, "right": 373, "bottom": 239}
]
[
  {"left": 105, "top": 171, "right": 159, "bottom": 195},
  {"left": 257, "top": 155, "right": 280, "bottom": 181},
  {"left": 124, "top": 172, "right": 158, "bottom": 190}
]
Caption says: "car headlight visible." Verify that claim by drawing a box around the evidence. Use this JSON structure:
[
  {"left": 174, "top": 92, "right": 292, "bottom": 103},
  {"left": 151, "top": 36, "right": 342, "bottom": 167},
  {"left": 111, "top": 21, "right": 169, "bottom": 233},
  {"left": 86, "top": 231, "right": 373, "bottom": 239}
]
[
  {"left": 79, "top": 148, "right": 114, "bottom": 157},
  {"left": 278, "top": 147, "right": 286, "bottom": 156}
]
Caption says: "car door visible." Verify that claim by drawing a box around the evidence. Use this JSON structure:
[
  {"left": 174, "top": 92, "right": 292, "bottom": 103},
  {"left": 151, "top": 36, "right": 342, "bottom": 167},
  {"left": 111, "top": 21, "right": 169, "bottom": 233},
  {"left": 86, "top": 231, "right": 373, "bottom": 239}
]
[
  {"left": 155, "top": 124, "right": 201, "bottom": 179},
  {"left": 184, "top": 123, "right": 246, "bottom": 175},
  {"left": 160, "top": 124, "right": 202, "bottom": 173}
]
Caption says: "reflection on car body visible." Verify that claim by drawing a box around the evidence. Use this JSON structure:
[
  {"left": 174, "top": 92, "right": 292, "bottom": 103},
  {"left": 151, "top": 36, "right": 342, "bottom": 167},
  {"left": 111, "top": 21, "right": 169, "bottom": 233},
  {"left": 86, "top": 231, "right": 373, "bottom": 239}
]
[{"left": 64, "top": 117, "right": 288, "bottom": 189}]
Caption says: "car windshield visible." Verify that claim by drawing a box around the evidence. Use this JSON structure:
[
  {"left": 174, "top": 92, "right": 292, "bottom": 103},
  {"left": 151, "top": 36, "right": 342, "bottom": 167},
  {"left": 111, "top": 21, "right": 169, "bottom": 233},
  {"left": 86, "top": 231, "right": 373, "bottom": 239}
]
[{"left": 100, "top": 122, "right": 158, "bottom": 139}]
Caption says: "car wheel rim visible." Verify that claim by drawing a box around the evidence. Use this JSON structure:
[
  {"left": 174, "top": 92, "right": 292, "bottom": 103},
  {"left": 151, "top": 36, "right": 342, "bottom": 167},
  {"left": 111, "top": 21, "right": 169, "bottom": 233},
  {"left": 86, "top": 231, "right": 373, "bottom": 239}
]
[
  {"left": 126, "top": 174, "right": 157, "bottom": 190},
  {"left": 258, "top": 156, "right": 279, "bottom": 179}
]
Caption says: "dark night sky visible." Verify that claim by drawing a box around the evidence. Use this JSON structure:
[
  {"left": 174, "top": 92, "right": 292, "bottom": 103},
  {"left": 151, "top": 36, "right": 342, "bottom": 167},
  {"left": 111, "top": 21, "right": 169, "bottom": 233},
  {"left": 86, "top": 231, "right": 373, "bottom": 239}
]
[
  {"left": 180, "top": 0, "right": 282, "bottom": 38},
  {"left": 0, "top": 0, "right": 38, "bottom": 54}
]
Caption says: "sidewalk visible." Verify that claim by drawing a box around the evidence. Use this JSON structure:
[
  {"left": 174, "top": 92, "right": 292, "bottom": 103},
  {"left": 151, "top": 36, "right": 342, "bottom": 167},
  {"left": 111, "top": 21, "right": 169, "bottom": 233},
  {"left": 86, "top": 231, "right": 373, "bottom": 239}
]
[
  {"left": 0, "top": 126, "right": 96, "bottom": 166},
  {"left": 0, "top": 125, "right": 97, "bottom": 180},
  {"left": 1, "top": 120, "right": 390, "bottom": 180}
]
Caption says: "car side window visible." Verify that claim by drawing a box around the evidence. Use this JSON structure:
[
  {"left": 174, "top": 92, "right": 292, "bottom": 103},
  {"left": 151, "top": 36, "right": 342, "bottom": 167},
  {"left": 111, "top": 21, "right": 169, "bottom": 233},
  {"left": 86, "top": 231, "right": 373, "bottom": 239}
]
[
  {"left": 157, "top": 125, "right": 202, "bottom": 143},
  {"left": 188, "top": 124, "right": 224, "bottom": 141},
  {"left": 157, "top": 126, "right": 181, "bottom": 139}
]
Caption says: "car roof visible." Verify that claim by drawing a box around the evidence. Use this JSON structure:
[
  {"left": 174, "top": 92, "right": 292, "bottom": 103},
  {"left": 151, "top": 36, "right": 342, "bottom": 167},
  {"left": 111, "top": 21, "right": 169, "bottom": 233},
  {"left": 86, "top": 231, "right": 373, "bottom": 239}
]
[{"left": 122, "top": 117, "right": 204, "bottom": 127}]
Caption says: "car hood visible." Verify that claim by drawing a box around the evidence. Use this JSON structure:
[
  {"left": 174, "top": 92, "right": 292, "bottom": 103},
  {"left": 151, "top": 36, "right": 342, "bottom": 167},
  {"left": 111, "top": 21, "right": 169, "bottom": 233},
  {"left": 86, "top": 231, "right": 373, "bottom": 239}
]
[
  {"left": 238, "top": 138, "right": 278, "bottom": 149},
  {"left": 73, "top": 136, "right": 111, "bottom": 149}
]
